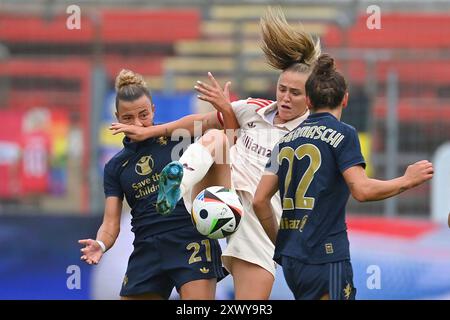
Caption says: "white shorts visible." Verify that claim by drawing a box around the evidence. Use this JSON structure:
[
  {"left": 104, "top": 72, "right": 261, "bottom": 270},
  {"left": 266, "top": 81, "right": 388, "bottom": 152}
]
[
  {"left": 221, "top": 190, "right": 278, "bottom": 278},
  {"left": 182, "top": 189, "right": 194, "bottom": 214}
]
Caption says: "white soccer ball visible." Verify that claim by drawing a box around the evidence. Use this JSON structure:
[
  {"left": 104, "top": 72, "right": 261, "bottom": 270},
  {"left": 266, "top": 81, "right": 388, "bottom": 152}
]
[{"left": 191, "top": 186, "right": 244, "bottom": 239}]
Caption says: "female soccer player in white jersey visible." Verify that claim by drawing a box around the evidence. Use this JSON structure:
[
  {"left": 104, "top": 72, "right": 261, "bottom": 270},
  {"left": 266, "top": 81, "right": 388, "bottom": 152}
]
[{"left": 110, "top": 7, "right": 321, "bottom": 299}]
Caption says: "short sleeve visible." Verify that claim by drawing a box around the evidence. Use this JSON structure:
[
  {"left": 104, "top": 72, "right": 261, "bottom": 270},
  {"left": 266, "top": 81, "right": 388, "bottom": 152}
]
[
  {"left": 216, "top": 101, "right": 245, "bottom": 128},
  {"left": 217, "top": 99, "right": 269, "bottom": 128},
  {"left": 335, "top": 127, "right": 366, "bottom": 173},
  {"left": 104, "top": 162, "right": 124, "bottom": 199},
  {"left": 228, "top": 99, "right": 251, "bottom": 128}
]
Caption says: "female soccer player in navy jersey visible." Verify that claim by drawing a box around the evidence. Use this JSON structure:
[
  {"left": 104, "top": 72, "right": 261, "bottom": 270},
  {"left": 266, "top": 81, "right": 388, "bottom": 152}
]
[
  {"left": 78, "top": 69, "right": 225, "bottom": 300},
  {"left": 253, "top": 54, "right": 434, "bottom": 300}
]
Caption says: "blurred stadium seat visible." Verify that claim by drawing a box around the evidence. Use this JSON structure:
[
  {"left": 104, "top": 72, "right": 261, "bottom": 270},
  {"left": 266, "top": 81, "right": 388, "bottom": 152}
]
[
  {"left": 324, "top": 14, "right": 450, "bottom": 48},
  {"left": 100, "top": 9, "right": 200, "bottom": 44},
  {"left": 0, "top": 13, "right": 94, "bottom": 43}
]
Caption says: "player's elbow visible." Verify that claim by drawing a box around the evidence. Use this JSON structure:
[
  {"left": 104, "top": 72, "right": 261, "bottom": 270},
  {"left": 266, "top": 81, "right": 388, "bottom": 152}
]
[
  {"left": 351, "top": 188, "right": 370, "bottom": 202},
  {"left": 346, "top": 178, "right": 372, "bottom": 202}
]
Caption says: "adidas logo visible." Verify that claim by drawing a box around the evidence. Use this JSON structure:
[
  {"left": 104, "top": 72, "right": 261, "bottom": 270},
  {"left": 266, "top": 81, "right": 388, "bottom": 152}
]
[{"left": 199, "top": 267, "right": 210, "bottom": 274}]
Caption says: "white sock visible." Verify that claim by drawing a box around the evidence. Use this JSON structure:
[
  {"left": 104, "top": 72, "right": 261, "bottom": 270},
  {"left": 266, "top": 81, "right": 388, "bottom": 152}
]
[{"left": 179, "top": 142, "right": 214, "bottom": 197}]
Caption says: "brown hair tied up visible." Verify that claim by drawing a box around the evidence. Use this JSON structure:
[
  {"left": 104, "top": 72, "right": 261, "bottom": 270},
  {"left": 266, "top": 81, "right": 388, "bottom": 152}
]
[
  {"left": 313, "top": 54, "right": 336, "bottom": 77},
  {"left": 114, "top": 69, "right": 152, "bottom": 111},
  {"left": 115, "top": 69, "right": 147, "bottom": 92},
  {"left": 305, "top": 54, "right": 347, "bottom": 110}
]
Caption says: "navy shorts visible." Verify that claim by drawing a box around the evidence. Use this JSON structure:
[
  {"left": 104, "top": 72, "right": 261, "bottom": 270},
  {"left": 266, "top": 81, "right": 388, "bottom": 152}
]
[
  {"left": 120, "top": 225, "right": 226, "bottom": 298},
  {"left": 281, "top": 256, "right": 356, "bottom": 300}
]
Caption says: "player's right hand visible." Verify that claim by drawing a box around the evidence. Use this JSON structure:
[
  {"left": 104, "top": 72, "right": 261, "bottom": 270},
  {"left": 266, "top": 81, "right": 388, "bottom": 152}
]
[
  {"left": 403, "top": 160, "right": 434, "bottom": 188},
  {"left": 109, "top": 123, "right": 153, "bottom": 141},
  {"left": 78, "top": 239, "right": 104, "bottom": 265},
  {"left": 195, "top": 72, "right": 232, "bottom": 113}
]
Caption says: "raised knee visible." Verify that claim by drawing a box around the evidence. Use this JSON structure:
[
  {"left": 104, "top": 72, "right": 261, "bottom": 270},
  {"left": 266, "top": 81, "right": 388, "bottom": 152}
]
[
  {"left": 202, "top": 129, "right": 229, "bottom": 148},
  {"left": 200, "top": 129, "right": 229, "bottom": 164}
]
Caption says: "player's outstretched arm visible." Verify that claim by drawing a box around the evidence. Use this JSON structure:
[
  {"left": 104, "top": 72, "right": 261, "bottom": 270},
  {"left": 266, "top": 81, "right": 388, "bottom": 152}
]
[
  {"left": 343, "top": 160, "right": 434, "bottom": 202},
  {"left": 253, "top": 173, "right": 280, "bottom": 245},
  {"left": 78, "top": 196, "right": 122, "bottom": 265},
  {"left": 195, "top": 72, "right": 240, "bottom": 132},
  {"left": 109, "top": 111, "right": 222, "bottom": 141}
]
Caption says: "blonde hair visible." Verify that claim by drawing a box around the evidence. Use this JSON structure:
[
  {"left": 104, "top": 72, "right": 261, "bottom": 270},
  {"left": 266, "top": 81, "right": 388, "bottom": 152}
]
[
  {"left": 114, "top": 69, "right": 151, "bottom": 110},
  {"left": 260, "top": 6, "right": 321, "bottom": 73},
  {"left": 115, "top": 68, "right": 147, "bottom": 92}
]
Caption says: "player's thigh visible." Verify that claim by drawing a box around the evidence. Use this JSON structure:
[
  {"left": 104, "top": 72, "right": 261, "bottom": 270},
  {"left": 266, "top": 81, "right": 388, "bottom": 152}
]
[
  {"left": 197, "top": 129, "right": 230, "bottom": 164},
  {"left": 225, "top": 257, "right": 274, "bottom": 300},
  {"left": 191, "top": 161, "right": 231, "bottom": 201},
  {"left": 179, "top": 278, "right": 217, "bottom": 300}
]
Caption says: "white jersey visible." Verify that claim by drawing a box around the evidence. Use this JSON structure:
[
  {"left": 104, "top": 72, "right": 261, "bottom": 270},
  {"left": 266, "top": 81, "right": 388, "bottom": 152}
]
[
  {"left": 218, "top": 98, "right": 309, "bottom": 195},
  {"left": 218, "top": 98, "right": 310, "bottom": 276}
]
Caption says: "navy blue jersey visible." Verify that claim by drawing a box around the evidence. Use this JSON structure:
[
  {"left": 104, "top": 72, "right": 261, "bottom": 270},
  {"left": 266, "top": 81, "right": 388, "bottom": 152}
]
[
  {"left": 104, "top": 136, "right": 193, "bottom": 239},
  {"left": 267, "top": 112, "right": 365, "bottom": 264}
]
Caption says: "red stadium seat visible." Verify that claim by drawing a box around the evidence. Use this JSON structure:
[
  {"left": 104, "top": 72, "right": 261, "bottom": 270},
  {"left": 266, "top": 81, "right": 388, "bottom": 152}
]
[
  {"left": 343, "top": 59, "right": 450, "bottom": 85},
  {"left": 103, "top": 55, "right": 165, "bottom": 78},
  {"left": 324, "top": 14, "right": 450, "bottom": 49},
  {"left": 373, "top": 98, "right": 450, "bottom": 122},
  {"left": 0, "top": 9, "right": 200, "bottom": 45},
  {"left": 0, "top": 13, "right": 94, "bottom": 43},
  {"left": 0, "top": 59, "right": 90, "bottom": 78},
  {"left": 100, "top": 9, "right": 200, "bottom": 43},
  {"left": 0, "top": 59, "right": 91, "bottom": 112},
  {"left": 6, "top": 90, "right": 80, "bottom": 112}
]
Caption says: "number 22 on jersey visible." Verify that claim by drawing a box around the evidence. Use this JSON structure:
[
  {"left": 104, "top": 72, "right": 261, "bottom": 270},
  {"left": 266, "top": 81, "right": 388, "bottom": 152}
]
[{"left": 278, "top": 144, "right": 322, "bottom": 210}]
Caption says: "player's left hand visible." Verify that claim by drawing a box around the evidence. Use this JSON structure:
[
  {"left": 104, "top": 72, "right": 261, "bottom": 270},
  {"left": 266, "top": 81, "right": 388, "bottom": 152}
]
[
  {"left": 403, "top": 160, "right": 434, "bottom": 188},
  {"left": 195, "top": 72, "right": 232, "bottom": 113}
]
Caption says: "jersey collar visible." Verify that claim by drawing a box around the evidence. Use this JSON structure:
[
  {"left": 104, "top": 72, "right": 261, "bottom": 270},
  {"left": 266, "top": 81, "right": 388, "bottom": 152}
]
[
  {"left": 123, "top": 136, "right": 156, "bottom": 152},
  {"left": 257, "top": 101, "right": 310, "bottom": 131},
  {"left": 307, "top": 112, "right": 338, "bottom": 121}
]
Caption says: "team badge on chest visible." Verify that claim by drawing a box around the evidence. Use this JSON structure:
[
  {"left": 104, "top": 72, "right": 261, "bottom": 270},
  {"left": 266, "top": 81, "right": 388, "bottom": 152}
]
[{"left": 135, "top": 155, "right": 154, "bottom": 176}]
